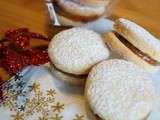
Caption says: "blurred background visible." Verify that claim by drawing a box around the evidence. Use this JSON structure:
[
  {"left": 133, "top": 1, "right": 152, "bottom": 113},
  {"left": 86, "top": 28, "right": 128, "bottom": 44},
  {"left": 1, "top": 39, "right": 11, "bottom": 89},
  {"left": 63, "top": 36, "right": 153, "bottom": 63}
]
[{"left": 0, "top": 0, "right": 159, "bottom": 38}]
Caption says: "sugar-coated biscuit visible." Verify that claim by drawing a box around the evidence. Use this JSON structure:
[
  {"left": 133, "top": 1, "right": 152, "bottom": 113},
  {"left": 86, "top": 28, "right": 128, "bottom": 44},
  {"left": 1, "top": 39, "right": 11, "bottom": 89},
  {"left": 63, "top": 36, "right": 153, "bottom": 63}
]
[
  {"left": 114, "top": 18, "right": 160, "bottom": 62},
  {"left": 85, "top": 59, "right": 156, "bottom": 120},
  {"left": 103, "top": 32, "right": 159, "bottom": 72},
  {"left": 48, "top": 28, "right": 109, "bottom": 75}
]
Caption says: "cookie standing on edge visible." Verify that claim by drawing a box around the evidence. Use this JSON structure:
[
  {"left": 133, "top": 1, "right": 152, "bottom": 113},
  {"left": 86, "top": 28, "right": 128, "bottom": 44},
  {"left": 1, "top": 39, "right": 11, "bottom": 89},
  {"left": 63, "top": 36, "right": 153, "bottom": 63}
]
[
  {"left": 85, "top": 59, "right": 156, "bottom": 120},
  {"left": 104, "top": 18, "right": 160, "bottom": 71}
]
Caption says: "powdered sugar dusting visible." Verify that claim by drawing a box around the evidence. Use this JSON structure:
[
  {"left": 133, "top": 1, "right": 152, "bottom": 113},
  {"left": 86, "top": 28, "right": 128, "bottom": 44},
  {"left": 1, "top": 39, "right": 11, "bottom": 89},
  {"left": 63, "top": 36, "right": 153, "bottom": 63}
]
[
  {"left": 48, "top": 28, "right": 109, "bottom": 75},
  {"left": 86, "top": 59, "right": 156, "bottom": 120}
]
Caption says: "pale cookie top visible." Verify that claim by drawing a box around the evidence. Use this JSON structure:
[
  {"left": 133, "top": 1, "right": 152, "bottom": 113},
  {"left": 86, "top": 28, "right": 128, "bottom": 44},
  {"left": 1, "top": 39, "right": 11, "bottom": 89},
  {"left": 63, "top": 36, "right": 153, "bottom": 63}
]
[
  {"left": 86, "top": 59, "right": 156, "bottom": 120},
  {"left": 48, "top": 28, "right": 109, "bottom": 75}
]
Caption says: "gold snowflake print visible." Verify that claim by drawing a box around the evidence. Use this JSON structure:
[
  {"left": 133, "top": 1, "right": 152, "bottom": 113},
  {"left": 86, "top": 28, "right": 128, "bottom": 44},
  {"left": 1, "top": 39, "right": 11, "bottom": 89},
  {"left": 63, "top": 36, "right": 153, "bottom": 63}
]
[
  {"left": 30, "top": 83, "right": 40, "bottom": 92},
  {"left": 47, "top": 89, "right": 56, "bottom": 97},
  {"left": 3, "top": 91, "right": 17, "bottom": 111},
  {"left": 25, "top": 90, "right": 54, "bottom": 115},
  {"left": 38, "top": 116, "right": 48, "bottom": 120},
  {"left": 51, "top": 114, "right": 63, "bottom": 120},
  {"left": 52, "top": 102, "right": 64, "bottom": 113},
  {"left": 11, "top": 112, "right": 24, "bottom": 120},
  {"left": 73, "top": 114, "right": 84, "bottom": 120}
]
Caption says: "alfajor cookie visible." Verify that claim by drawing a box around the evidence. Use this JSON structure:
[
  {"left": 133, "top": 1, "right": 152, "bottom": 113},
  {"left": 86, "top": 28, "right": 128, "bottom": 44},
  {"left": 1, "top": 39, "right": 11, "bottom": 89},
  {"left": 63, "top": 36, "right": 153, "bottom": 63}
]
[
  {"left": 104, "top": 18, "right": 160, "bottom": 71},
  {"left": 48, "top": 28, "right": 109, "bottom": 84},
  {"left": 85, "top": 59, "right": 156, "bottom": 120},
  {"left": 54, "top": 0, "right": 106, "bottom": 23}
]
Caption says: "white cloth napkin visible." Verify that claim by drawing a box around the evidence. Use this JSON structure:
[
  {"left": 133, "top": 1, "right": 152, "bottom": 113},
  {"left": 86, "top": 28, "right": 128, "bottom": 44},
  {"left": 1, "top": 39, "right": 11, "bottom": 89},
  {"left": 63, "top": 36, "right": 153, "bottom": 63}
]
[{"left": 0, "top": 66, "right": 95, "bottom": 120}]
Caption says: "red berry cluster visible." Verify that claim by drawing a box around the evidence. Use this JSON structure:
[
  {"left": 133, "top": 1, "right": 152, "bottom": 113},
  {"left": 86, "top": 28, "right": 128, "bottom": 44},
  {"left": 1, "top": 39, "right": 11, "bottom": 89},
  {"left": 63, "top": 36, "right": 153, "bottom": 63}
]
[{"left": 0, "top": 28, "right": 50, "bottom": 75}]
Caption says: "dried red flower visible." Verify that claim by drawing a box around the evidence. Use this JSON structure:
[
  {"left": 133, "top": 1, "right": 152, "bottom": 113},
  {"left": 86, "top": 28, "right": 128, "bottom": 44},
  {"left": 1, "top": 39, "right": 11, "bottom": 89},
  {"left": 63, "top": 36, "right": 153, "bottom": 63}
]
[
  {"left": 0, "top": 47, "right": 27, "bottom": 74},
  {"left": 0, "top": 28, "right": 50, "bottom": 75}
]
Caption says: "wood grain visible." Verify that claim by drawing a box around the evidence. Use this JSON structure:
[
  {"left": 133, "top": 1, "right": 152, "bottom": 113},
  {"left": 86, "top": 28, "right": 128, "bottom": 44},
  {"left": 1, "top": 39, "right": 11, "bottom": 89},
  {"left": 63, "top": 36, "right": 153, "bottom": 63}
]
[
  {"left": 0, "top": 0, "right": 160, "bottom": 37},
  {"left": 0, "top": 0, "right": 160, "bottom": 80}
]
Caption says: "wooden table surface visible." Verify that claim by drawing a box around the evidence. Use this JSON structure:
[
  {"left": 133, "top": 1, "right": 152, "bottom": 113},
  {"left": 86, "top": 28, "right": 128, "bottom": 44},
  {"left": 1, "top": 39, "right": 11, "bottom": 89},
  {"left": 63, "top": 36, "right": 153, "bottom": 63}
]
[
  {"left": 0, "top": 0, "right": 160, "bottom": 80},
  {"left": 0, "top": 0, "right": 160, "bottom": 37}
]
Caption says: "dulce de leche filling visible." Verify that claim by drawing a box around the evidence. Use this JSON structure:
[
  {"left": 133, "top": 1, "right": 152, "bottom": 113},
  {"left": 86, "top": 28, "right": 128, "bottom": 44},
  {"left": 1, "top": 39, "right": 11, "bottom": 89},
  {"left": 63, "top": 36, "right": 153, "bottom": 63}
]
[
  {"left": 51, "top": 63, "right": 87, "bottom": 79},
  {"left": 115, "top": 33, "right": 158, "bottom": 65}
]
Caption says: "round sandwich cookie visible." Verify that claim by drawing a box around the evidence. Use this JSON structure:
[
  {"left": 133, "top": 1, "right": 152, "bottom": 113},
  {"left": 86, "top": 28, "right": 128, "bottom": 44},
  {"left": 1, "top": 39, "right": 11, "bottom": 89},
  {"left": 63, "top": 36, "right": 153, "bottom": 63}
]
[
  {"left": 104, "top": 18, "right": 160, "bottom": 71},
  {"left": 48, "top": 27, "right": 109, "bottom": 84},
  {"left": 50, "top": 63, "right": 86, "bottom": 86},
  {"left": 85, "top": 59, "right": 156, "bottom": 120},
  {"left": 54, "top": 0, "right": 106, "bottom": 23}
]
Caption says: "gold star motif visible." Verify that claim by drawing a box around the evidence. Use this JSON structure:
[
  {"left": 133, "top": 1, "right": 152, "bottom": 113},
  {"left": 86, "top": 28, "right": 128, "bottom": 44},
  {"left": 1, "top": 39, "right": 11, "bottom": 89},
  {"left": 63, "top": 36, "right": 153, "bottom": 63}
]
[
  {"left": 30, "top": 83, "right": 40, "bottom": 92},
  {"left": 47, "top": 89, "right": 56, "bottom": 96},
  {"left": 51, "top": 114, "right": 63, "bottom": 120},
  {"left": 52, "top": 102, "right": 64, "bottom": 113},
  {"left": 73, "top": 114, "right": 84, "bottom": 120},
  {"left": 11, "top": 112, "right": 24, "bottom": 120},
  {"left": 38, "top": 116, "right": 48, "bottom": 120}
]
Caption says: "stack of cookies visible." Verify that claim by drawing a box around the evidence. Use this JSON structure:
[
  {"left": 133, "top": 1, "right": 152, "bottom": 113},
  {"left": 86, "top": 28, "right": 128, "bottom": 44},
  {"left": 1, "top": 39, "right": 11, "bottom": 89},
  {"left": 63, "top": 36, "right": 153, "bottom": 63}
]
[
  {"left": 48, "top": 18, "right": 160, "bottom": 120},
  {"left": 53, "top": 0, "right": 115, "bottom": 26}
]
